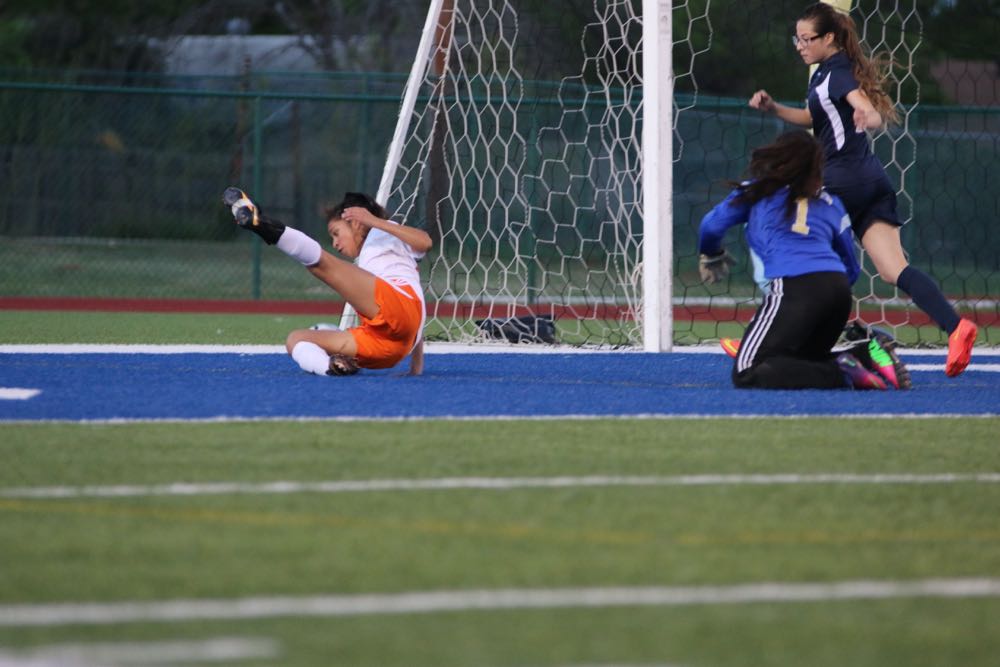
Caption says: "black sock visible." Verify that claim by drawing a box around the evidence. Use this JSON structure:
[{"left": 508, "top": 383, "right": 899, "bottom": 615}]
[{"left": 895, "top": 265, "right": 960, "bottom": 333}]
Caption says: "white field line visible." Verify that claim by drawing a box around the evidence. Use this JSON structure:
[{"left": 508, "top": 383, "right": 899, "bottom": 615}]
[
  {"left": 0, "top": 344, "right": 286, "bottom": 355},
  {"left": 0, "top": 344, "right": 996, "bottom": 372},
  {"left": 0, "top": 388, "right": 40, "bottom": 400},
  {"left": 0, "top": 637, "right": 279, "bottom": 665},
  {"left": 4, "top": 473, "right": 1000, "bottom": 500},
  {"left": 2, "top": 579, "right": 999, "bottom": 627},
  {"left": 0, "top": 343, "right": 616, "bottom": 355},
  {"left": 3, "top": 412, "right": 998, "bottom": 425},
  {"left": 909, "top": 363, "right": 1000, "bottom": 372},
  {"left": 2, "top": 343, "right": 998, "bottom": 357}
]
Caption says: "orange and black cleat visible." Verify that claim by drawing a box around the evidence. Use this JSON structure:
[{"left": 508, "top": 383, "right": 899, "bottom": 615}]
[{"left": 945, "top": 318, "right": 977, "bottom": 377}]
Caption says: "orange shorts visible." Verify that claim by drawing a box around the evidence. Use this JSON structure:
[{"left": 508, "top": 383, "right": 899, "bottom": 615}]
[{"left": 349, "top": 278, "right": 424, "bottom": 369}]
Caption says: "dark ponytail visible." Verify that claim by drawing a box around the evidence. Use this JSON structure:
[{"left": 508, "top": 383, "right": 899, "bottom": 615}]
[
  {"left": 798, "top": 3, "right": 900, "bottom": 125},
  {"left": 733, "top": 130, "right": 825, "bottom": 218}
]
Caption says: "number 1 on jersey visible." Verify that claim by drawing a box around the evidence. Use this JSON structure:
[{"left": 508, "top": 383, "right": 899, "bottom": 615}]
[{"left": 791, "top": 198, "right": 811, "bottom": 235}]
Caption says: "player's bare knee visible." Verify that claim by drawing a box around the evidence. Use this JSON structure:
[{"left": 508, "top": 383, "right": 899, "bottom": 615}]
[
  {"left": 865, "top": 249, "right": 906, "bottom": 285},
  {"left": 285, "top": 330, "right": 309, "bottom": 354},
  {"left": 878, "top": 267, "right": 900, "bottom": 285},
  {"left": 872, "top": 260, "right": 906, "bottom": 285}
]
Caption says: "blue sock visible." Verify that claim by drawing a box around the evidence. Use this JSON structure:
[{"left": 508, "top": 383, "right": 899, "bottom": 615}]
[{"left": 895, "top": 266, "right": 960, "bottom": 333}]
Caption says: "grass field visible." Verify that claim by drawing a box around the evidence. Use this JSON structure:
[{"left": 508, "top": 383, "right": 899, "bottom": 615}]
[
  {"left": 0, "top": 309, "right": 992, "bottom": 349},
  {"left": 1, "top": 309, "right": 999, "bottom": 666},
  {"left": 2, "top": 420, "right": 999, "bottom": 666}
]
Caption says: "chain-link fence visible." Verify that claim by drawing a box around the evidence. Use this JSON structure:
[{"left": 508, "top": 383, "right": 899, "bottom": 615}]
[
  {"left": 1, "top": 70, "right": 996, "bottom": 343},
  {"left": 0, "top": 71, "right": 413, "bottom": 300}
]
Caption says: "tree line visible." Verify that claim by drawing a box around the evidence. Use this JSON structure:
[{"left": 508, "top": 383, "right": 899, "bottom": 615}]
[{"left": 0, "top": 0, "right": 995, "bottom": 103}]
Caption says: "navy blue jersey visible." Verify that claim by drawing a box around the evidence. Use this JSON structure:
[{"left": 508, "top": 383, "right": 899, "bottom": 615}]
[
  {"left": 807, "top": 52, "right": 900, "bottom": 230},
  {"left": 699, "top": 185, "right": 859, "bottom": 285},
  {"left": 807, "top": 52, "right": 871, "bottom": 168}
]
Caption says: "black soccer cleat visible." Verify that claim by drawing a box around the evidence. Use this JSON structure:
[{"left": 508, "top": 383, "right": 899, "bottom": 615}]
[
  {"left": 842, "top": 320, "right": 869, "bottom": 344},
  {"left": 327, "top": 354, "right": 360, "bottom": 376},
  {"left": 223, "top": 187, "right": 258, "bottom": 227},
  {"left": 222, "top": 186, "right": 286, "bottom": 245}
]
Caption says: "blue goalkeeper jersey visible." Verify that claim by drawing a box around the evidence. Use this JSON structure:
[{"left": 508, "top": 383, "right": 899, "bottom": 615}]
[{"left": 698, "top": 185, "right": 860, "bottom": 285}]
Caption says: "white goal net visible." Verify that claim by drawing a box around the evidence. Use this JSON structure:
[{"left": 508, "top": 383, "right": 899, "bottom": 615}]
[{"left": 362, "top": 0, "right": 930, "bottom": 349}]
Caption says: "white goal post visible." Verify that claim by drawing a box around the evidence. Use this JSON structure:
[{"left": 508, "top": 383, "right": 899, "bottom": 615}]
[
  {"left": 641, "top": 0, "right": 674, "bottom": 352},
  {"left": 342, "top": 0, "right": 678, "bottom": 350}
]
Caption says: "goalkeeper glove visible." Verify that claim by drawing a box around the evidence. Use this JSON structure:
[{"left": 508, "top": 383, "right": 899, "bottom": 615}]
[{"left": 699, "top": 249, "right": 736, "bottom": 284}]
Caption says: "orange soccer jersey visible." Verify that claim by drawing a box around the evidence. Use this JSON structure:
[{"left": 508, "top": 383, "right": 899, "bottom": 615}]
[{"left": 349, "top": 277, "right": 424, "bottom": 369}]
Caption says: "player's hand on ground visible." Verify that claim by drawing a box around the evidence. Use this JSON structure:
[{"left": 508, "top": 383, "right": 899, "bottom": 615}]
[
  {"left": 342, "top": 206, "right": 381, "bottom": 228},
  {"left": 699, "top": 250, "right": 736, "bottom": 284},
  {"left": 407, "top": 340, "right": 425, "bottom": 376},
  {"left": 749, "top": 90, "right": 775, "bottom": 113}
]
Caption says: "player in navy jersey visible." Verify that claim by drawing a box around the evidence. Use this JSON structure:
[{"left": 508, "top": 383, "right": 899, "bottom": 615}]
[
  {"left": 747, "top": 2, "right": 976, "bottom": 377},
  {"left": 699, "top": 130, "right": 909, "bottom": 390}
]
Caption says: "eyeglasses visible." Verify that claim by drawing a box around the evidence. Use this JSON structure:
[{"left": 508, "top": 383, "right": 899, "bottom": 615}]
[{"left": 792, "top": 34, "right": 823, "bottom": 48}]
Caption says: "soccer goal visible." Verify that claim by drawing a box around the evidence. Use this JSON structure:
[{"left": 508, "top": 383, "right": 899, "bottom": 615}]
[{"left": 347, "top": 0, "right": 931, "bottom": 350}]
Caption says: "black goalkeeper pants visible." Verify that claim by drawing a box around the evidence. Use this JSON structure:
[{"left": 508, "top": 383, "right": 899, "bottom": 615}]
[{"left": 732, "top": 272, "right": 852, "bottom": 390}]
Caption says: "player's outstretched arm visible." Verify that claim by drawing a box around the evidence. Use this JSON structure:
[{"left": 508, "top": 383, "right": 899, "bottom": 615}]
[
  {"left": 749, "top": 89, "right": 812, "bottom": 127},
  {"left": 846, "top": 89, "right": 883, "bottom": 131},
  {"left": 342, "top": 206, "right": 433, "bottom": 253}
]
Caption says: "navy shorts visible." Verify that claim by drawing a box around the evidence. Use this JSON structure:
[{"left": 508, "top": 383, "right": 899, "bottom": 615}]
[{"left": 825, "top": 160, "right": 901, "bottom": 241}]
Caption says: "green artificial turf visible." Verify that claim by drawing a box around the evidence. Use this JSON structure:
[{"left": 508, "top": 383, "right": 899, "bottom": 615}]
[{"left": 1, "top": 419, "right": 999, "bottom": 666}]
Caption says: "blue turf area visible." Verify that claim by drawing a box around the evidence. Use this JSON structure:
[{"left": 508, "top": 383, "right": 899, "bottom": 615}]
[{"left": 1, "top": 352, "right": 997, "bottom": 421}]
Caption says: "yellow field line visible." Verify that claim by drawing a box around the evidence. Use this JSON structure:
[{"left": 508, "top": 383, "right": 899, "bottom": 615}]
[
  {"left": 0, "top": 498, "right": 650, "bottom": 546},
  {"left": 3, "top": 498, "right": 999, "bottom": 548}
]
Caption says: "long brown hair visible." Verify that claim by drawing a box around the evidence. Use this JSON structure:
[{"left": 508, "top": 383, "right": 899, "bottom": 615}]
[
  {"left": 733, "top": 130, "right": 825, "bottom": 218},
  {"left": 799, "top": 2, "right": 901, "bottom": 126}
]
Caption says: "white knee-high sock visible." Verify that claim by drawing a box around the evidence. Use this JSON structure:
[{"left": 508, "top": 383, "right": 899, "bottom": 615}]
[
  {"left": 277, "top": 227, "right": 322, "bottom": 266},
  {"left": 291, "top": 341, "right": 330, "bottom": 375}
]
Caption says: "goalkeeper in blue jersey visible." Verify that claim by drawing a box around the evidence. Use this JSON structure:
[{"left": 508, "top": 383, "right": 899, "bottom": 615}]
[{"left": 698, "top": 130, "right": 909, "bottom": 390}]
